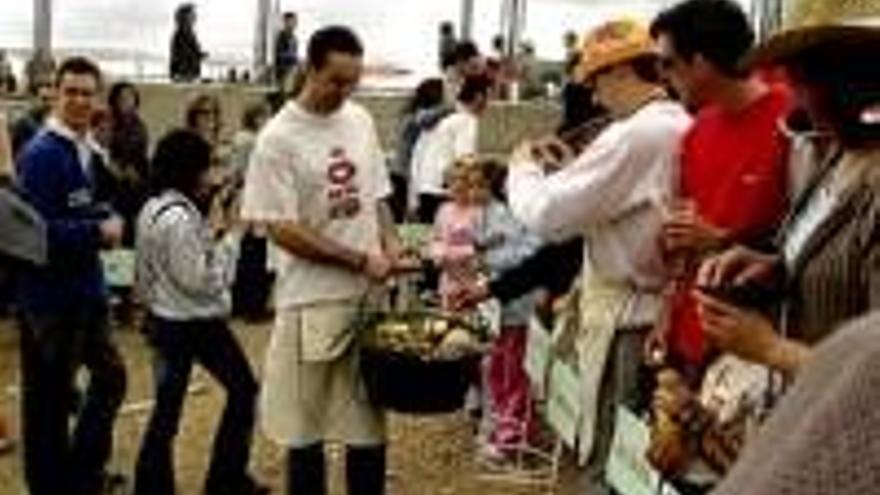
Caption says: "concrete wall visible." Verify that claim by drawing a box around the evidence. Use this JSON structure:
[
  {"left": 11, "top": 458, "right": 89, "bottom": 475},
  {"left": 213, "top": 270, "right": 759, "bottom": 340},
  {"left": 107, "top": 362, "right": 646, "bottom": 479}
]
[
  {"left": 133, "top": 83, "right": 561, "bottom": 158},
  {"left": 4, "top": 82, "right": 561, "bottom": 159}
]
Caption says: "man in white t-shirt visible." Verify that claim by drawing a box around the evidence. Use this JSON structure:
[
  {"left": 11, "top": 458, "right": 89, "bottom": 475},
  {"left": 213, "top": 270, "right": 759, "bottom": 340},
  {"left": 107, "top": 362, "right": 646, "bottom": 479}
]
[
  {"left": 241, "top": 26, "right": 405, "bottom": 495},
  {"left": 409, "top": 74, "right": 492, "bottom": 222}
]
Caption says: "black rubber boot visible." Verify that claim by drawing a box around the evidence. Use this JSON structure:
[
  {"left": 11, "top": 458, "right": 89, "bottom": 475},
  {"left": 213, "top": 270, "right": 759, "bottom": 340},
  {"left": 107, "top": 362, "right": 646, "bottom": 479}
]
[
  {"left": 286, "top": 443, "right": 326, "bottom": 495},
  {"left": 345, "top": 444, "right": 386, "bottom": 495}
]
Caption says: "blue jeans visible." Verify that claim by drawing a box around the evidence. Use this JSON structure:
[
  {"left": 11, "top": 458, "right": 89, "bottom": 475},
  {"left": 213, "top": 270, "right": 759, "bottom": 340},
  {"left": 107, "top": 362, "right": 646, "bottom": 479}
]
[
  {"left": 18, "top": 301, "right": 127, "bottom": 495},
  {"left": 134, "top": 316, "right": 258, "bottom": 495}
]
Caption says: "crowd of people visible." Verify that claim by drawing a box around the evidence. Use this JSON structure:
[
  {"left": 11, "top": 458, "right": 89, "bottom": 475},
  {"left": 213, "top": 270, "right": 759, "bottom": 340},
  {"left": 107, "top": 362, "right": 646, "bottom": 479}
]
[
  {"left": 0, "top": 0, "right": 878, "bottom": 494},
  {"left": 395, "top": 0, "right": 880, "bottom": 493}
]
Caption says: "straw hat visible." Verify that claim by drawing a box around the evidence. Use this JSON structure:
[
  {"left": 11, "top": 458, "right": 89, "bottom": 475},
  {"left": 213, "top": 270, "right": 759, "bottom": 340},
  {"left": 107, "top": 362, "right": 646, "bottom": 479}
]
[
  {"left": 748, "top": 0, "right": 880, "bottom": 66},
  {"left": 576, "top": 19, "right": 657, "bottom": 82}
]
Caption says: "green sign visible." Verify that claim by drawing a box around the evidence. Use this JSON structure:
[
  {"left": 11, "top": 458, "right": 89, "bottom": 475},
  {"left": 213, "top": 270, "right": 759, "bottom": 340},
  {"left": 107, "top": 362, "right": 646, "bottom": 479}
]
[
  {"left": 524, "top": 316, "right": 551, "bottom": 398},
  {"left": 101, "top": 248, "right": 135, "bottom": 288},
  {"left": 546, "top": 360, "right": 581, "bottom": 448}
]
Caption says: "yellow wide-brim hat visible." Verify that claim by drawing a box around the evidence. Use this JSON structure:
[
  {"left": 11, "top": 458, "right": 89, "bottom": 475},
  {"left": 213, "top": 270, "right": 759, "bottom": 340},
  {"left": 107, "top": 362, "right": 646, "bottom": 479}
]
[
  {"left": 748, "top": 0, "right": 880, "bottom": 67},
  {"left": 576, "top": 19, "right": 657, "bottom": 82}
]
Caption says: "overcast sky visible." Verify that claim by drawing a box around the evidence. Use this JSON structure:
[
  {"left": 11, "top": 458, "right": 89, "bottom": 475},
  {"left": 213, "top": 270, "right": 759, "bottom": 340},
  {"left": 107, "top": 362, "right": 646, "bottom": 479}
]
[{"left": 0, "top": 0, "right": 751, "bottom": 77}]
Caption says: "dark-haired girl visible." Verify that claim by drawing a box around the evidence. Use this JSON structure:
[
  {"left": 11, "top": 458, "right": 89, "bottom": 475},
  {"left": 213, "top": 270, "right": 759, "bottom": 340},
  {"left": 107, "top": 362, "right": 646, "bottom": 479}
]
[{"left": 134, "top": 129, "right": 266, "bottom": 495}]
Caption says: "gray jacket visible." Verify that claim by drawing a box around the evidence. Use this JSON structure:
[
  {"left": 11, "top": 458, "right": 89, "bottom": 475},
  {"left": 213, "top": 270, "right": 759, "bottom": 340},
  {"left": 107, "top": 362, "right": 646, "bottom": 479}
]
[
  {"left": 0, "top": 181, "right": 46, "bottom": 265},
  {"left": 135, "top": 190, "right": 239, "bottom": 320}
]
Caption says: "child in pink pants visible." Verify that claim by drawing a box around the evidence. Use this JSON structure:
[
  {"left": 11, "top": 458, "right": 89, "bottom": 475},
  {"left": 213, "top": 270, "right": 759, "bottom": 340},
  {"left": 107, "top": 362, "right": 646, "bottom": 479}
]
[{"left": 472, "top": 162, "right": 542, "bottom": 457}]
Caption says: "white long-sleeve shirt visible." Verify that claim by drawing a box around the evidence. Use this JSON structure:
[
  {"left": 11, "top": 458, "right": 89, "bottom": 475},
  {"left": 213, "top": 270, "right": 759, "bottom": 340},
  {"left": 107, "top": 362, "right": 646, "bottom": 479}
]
[
  {"left": 507, "top": 100, "right": 691, "bottom": 325},
  {"left": 409, "top": 105, "right": 478, "bottom": 198}
]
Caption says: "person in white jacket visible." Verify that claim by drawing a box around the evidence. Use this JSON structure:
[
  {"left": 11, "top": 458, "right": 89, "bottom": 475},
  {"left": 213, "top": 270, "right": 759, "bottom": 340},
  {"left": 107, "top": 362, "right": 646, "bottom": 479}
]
[
  {"left": 409, "top": 74, "right": 492, "bottom": 222},
  {"left": 506, "top": 19, "right": 692, "bottom": 494},
  {"left": 134, "top": 129, "right": 266, "bottom": 495}
]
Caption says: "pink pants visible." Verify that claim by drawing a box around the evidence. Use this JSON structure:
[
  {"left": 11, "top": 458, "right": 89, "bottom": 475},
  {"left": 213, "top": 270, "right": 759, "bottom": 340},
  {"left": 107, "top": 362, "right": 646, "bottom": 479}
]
[{"left": 486, "top": 326, "right": 536, "bottom": 448}]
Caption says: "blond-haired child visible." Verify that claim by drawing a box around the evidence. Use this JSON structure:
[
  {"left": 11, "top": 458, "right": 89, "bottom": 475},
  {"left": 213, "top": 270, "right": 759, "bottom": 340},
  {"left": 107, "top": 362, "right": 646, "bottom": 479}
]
[{"left": 429, "top": 156, "right": 483, "bottom": 310}]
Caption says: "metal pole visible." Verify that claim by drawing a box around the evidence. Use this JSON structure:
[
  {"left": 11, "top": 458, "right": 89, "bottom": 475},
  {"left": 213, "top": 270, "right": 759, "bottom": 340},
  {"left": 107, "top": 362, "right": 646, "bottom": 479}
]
[
  {"left": 461, "top": 0, "right": 474, "bottom": 41},
  {"left": 33, "top": 0, "right": 52, "bottom": 53},
  {"left": 505, "top": 0, "right": 527, "bottom": 57},
  {"left": 753, "top": 0, "right": 784, "bottom": 41},
  {"left": 500, "top": 0, "right": 516, "bottom": 58},
  {"left": 515, "top": 0, "right": 529, "bottom": 46},
  {"left": 499, "top": 0, "right": 511, "bottom": 57},
  {"left": 254, "top": 0, "right": 271, "bottom": 78}
]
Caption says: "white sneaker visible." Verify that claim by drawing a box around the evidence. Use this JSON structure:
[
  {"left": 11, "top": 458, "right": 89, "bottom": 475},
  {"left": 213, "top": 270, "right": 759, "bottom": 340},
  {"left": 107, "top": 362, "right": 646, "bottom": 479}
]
[{"left": 476, "top": 442, "right": 509, "bottom": 467}]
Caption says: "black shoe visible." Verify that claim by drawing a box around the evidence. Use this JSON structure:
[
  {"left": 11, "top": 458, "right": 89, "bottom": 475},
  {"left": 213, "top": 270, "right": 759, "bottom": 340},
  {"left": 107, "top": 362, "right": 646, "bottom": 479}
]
[
  {"left": 346, "top": 445, "right": 386, "bottom": 495},
  {"left": 286, "top": 443, "right": 326, "bottom": 495},
  {"left": 102, "top": 471, "right": 128, "bottom": 494},
  {"left": 74, "top": 470, "right": 127, "bottom": 495},
  {"left": 206, "top": 475, "right": 270, "bottom": 495}
]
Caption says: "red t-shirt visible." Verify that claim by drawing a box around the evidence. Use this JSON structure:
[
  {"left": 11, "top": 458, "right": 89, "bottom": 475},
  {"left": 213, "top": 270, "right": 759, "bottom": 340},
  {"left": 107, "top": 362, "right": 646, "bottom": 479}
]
[{"left": 669, "top": 84, "right": 792, "bottom": 365}]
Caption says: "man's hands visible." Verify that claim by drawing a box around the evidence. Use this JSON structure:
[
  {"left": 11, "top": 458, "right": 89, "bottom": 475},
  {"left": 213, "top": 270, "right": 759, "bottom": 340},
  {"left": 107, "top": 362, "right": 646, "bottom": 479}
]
[
  {"left": 361, "top": 249, "right": 423, "bottom": 282},
  {"left": 99, "top": 216, "right": 124, "bottom": 248},
  {"left": 694, "top": 290, "right": 776, "bottom": 364},
  {"left": 662, "top": 200, "right": 728, "bottom": 257},
  {"left": 362, "top": 251, "right": 392, "bottom": 282},
  {"left": 696, "top": 245, "right": 779, "bottom": 289},
  {"left": 448, "top": 279, "right": 491, "bottom": 311},
  {"left": 693, "top": 290, "right": 808, "bottom": 373},
  {"left": 643, "top": 325, "right": 669, "bottom": 368},
  {"left": 209, "top": 173, "right": 244, "bottom": 239}
]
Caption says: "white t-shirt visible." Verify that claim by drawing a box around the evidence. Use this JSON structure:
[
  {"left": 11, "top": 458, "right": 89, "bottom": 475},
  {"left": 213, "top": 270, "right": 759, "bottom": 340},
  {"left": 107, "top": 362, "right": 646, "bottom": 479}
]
[
  {"left": 409, "top": 107, "right": 478, "bottom": 199},
  {"left": 241, "top": 100, "right": 391, "bottom": 308}
]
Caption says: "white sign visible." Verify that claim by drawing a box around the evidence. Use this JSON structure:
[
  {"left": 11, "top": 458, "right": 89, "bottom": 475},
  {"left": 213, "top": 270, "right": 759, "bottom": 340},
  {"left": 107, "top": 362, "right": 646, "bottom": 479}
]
[
  {"left": 101, "top": 248, "right": 135, "bottom": 288},
  {"left": 545, "top": 359, "right": 581, "bottom": 448},
  {"left": 524, "top": 316, "right": 552, "bottom": 398},
  {"left": 606, "top": 407, "right": 681, "bottom": 495}
]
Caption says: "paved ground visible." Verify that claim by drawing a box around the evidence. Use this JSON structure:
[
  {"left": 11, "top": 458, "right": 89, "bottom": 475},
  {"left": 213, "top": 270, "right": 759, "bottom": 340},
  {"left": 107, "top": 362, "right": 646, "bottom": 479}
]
[{"left": 0, "top": 316, "right": 584, "bottom": 494}]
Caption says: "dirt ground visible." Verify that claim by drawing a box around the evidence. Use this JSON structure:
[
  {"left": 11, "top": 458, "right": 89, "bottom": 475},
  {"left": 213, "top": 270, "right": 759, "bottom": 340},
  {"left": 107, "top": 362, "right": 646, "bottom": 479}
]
[{"left": 0, "top": 316, "right": 585, "bottom": 495}]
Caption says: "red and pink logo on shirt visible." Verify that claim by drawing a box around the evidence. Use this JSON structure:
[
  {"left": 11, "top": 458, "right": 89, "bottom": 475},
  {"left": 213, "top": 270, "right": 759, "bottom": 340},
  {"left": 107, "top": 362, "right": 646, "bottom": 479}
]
[{"left": 326, "top": 147, "right": 362, "bottom": 220}]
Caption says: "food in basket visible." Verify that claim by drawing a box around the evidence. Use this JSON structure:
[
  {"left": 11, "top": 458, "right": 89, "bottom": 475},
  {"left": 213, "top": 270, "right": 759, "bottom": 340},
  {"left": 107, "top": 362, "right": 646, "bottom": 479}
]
[
  {"left": 436, "top": 328, "right": 479, "bottom": 359},
  {"left": 369, "top": 313, "right": 484, "bottom": 360},
  {"left": 427, "top": 318, "right": 448, "bottom": 337}
]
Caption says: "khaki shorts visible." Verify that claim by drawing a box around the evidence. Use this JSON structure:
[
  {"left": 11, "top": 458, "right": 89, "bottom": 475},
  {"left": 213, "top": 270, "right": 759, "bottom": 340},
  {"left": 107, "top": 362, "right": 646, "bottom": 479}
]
[{"left": 259, "top": 300, "right": 385, "bottom": 447}]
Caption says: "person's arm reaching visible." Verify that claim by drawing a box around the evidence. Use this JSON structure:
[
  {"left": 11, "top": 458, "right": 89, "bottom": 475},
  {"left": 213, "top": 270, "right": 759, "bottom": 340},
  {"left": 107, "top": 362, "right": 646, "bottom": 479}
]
[
  {"left": 507, "top": 124, "right": 651, "bottom": 242},
  {"left": 266, "top": 220, "right": 392, "bottom": 280},
  {"left": 694, "top": 290, "right": 812, "bottom": 377},
  {"left": 488, "top": 238, "right": 581, "bottom": 303}
]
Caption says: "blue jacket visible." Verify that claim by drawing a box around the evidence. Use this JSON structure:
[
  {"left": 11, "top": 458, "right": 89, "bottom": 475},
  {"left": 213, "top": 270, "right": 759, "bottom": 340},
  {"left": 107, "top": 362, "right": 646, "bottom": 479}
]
[
  {"left": 15, "top": 129, "right": 111, "bottom": 313},
  {"left": 475, "top": 200, "right": 542, "bottom": 327}
]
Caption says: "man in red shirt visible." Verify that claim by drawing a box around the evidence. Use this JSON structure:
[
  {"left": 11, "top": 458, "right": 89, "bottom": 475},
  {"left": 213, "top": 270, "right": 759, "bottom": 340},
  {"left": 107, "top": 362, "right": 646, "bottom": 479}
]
[{"left": 650, "top": 0, "right": 792, "bottom": 369}]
